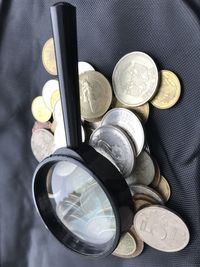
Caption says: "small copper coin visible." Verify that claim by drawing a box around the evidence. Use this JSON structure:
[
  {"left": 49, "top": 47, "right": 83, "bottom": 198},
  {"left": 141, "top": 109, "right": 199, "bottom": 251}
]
[{"left": 32, "top": 121, "right": 51, "bottom": 133}]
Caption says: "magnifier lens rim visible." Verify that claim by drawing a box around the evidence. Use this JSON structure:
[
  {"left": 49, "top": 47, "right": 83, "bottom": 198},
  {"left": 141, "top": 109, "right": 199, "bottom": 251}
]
[
  {"left": 33, "top": 153, "right": 121, "bottom": 257},
  {"left": 48, "top": 159, "right": 117, "bottom": 245}
]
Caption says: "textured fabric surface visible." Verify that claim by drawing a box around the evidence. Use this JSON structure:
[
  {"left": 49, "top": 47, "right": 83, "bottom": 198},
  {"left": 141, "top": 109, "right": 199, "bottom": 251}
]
[{"left": 0, "top": 0, "right": 200, "bottom": 266}]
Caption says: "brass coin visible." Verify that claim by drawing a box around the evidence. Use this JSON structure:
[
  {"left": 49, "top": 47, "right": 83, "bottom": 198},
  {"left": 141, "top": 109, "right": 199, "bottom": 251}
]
[
  {"left": 133, "top": 193, "right": 159, "bottom": 205},
  {"left": 113, "top": 232, "right": 137, "bottom": 258},
  {"left": 113, "top": 98, "right": 150, "bottom": 123},
  {"left": 50, "top": 89, "right": 60, "bottom": 110},
  {"left": 129, "top": 226, "right": 144, "bottom": 257},
  {"left": 79, "top": 71, "right": 112, "bottom": 121},
  {"left": 156, "top": 175, "right": 171, "bottom": 202},
  {"left": 134, "top": 199, "right": 152, "bottom": 211},
  {"left": 42, "top": 38, "right": 57, "bottom": 75},
  {"left": 151, "top": 70, "right": 181, "bottom": 109},
  {"left": 150, "top": 157, "right": 161, "bottom": 188},
  {"left": 31, "top": 96, "right": 52, "bottom": 123}
]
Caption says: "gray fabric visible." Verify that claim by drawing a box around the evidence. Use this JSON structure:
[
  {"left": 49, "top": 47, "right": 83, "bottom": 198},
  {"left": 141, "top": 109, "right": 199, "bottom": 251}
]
[{"left": 0, "top": 0, "right": 200, "bottom": 266}]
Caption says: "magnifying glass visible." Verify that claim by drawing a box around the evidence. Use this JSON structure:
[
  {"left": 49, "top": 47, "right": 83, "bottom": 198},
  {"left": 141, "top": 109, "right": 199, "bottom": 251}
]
[{"left": 32, "top": 2, "right": 134, "bottom": 257}]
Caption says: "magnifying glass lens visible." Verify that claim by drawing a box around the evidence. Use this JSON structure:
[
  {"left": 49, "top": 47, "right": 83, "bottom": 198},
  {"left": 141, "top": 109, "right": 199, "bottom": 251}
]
[{"left": 46, "top": 160, "right": 117, "bottom": 246}]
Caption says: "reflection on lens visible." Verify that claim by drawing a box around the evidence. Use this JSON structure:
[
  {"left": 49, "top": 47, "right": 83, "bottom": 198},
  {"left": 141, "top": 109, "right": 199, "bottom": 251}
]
[
  {"left": 54, "top": 161, "right": 77, "bottom": 176},
  {"left": 46, "top": 160, "right": 116, "bottom": 247}
]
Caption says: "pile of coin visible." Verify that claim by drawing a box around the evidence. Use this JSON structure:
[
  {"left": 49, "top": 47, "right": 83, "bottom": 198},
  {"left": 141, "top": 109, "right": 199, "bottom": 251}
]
[{"left": 31, "top": 38, "right": 189, "bottom": 257}]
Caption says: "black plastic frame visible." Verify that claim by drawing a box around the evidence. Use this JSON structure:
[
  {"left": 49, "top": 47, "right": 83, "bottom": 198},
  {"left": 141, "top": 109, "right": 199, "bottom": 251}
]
[{"left": 32, "top": 143, "right": 134, "bottom": 257}]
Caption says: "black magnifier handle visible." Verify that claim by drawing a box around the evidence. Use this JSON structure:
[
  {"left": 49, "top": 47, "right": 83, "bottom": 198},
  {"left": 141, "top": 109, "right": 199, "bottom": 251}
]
[{"left": 50, "top": 2, "right": 82, "bottom": 149}]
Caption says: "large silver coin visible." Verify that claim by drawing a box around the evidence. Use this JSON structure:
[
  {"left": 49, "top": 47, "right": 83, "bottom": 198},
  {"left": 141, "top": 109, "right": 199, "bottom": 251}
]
[
  {"left": 130, "top": 184, "right": 164, "bottom": 204},
  {"left": 101, "top": 108, "right": 144, "bottom": 156},
  {"left": 89, "top": 125, "right": 136, "bottom": 177},
  {"left": 134, "top": 205, "right": 190, "bottom": 252},
  {"left": 113, "top": 51, "right": 159, "bottom": 106},
  {"left": 31, "top": 129, "right": 54, "bottom": 162},
  {"left": 79, "top": 71, "right": 112, "bottom": 121},
  {"left": 128, "top": 151, "right": 155, "bottom": 185}
]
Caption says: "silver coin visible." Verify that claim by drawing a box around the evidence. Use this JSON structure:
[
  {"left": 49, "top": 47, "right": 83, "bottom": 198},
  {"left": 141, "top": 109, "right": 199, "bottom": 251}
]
[
  {"left": 31, "top": 129, "right": 54, "bottom": 162},
  {"left": 134, "top": 205, "right": 190, "bottom": 252},
  {"left": 101, "top": 108, "right": 145, "bottom": 156},
  {"left": 128, "top": 151, "right": 155, "bottom": 185},
  {"left": 112, "top": 51, "right": 159, "bottom": 106},
  {"left": 130, "top": 184, "right": 164, "bottom": 204},
  {"left": 89, "top": 125, "right": 136, "bottom": 177},
  {"left": 78, "top": 61, "right": 95, "bottom": 75}
]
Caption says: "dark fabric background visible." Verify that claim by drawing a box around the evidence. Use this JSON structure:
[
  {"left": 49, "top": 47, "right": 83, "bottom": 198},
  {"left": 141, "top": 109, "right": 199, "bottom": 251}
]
[{"left": 0, "top": 0, "right": 200, "bottom": 266}]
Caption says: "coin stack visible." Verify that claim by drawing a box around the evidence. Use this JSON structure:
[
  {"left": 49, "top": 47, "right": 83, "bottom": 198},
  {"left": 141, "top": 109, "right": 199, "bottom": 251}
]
[{"left": 31, "top": 38, "right": 189, "bottom": 257}]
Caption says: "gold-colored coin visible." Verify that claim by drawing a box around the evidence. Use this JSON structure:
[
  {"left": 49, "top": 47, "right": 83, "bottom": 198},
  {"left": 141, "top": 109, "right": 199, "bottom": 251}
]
[
  {"left": 79, "top": 71, "right": 112, "bottom": 121},
  {"left": 31, "top": 96, "right": 52, "bottom": 123},
  {"left": 156, "top": 175, "right": 171, "bottom": 202},
  {"left": 133, "top": 193, "right": 159, "bottom": 205},
  {"left": 130, "top": 226, "right": 144, "bottom": 257},
  {"left": 112, "top": 97, "right": 150, "bottom": 123},
  {"left": 150, "top": 157, "right": 161, "bottom": 188},
  {"left": 151, "top": 70, "right": 181, "bottom": 109},
  {"left": 134, "top": 198, "right": 152, "bottom": 211},
  {"left": 42, "top": 38, "right": 57, "bottom": 75},
  {"left": 50, "top": 90, "right": 60, "bottom": 110},
  {"left": 113, "top": 232, "right": 137, "bottom": 258}
]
